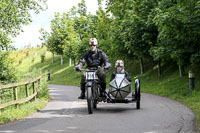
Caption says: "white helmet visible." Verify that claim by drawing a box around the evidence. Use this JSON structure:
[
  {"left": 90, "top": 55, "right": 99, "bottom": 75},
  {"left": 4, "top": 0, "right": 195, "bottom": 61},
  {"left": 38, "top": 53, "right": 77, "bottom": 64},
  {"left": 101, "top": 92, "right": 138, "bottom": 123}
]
[
  {"left": 115, "top": 60, "right": 124, "bottom": 68},
  {"left": 89, "top": 38, "right": 98, "bottom": 46}
]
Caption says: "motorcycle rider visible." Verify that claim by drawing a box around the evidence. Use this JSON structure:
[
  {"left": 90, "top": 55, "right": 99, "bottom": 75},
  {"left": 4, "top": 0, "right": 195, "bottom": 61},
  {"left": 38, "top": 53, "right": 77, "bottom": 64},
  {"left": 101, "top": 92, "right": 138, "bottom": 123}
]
[
  {"left": 110, "top": 60, "right": 131, "bottom": 82},
  {"left": 75, "top": 38, "right": 111, "bottom": 99}
]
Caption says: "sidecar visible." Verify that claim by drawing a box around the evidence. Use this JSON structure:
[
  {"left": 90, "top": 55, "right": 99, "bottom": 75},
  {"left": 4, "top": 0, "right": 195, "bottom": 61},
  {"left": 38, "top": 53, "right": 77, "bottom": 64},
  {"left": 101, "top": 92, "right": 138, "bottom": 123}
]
[{"left": 108, "top": 74, "right": 141, "bottom": 109}]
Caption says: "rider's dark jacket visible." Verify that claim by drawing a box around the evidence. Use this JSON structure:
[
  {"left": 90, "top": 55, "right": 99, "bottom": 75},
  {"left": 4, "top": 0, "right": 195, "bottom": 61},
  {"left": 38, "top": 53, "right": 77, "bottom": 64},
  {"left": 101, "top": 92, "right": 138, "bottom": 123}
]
[
  {"left": 110, "top": 71, "right": 131, "bottom": 82},
  {"left": 78, "top": 49, "right": 111, "bottom": 69}
]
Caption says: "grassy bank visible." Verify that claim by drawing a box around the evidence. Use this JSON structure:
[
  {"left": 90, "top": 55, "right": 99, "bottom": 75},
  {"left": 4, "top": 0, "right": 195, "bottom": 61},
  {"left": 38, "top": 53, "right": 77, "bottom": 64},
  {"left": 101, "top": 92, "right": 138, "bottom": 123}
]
[
  {"left": 0, "top": 47, "right": 50, "bottom": 125},
  {"left": 0, "top": 74, "right": 49, "bottom": 124}
]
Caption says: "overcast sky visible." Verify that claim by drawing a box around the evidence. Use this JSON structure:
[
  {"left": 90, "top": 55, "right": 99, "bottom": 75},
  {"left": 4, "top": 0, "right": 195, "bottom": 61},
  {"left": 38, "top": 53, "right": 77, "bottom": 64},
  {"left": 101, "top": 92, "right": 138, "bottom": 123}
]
[{"left": 12, "top": 0, "right": 101, "bottom": 49}]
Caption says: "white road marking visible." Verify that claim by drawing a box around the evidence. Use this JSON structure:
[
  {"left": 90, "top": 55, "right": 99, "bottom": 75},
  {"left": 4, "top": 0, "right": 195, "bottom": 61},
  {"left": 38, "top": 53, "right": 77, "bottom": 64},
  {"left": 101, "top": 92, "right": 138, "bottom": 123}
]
[{"left": 0, "top": 131, "right": 16, "bottom": 133}]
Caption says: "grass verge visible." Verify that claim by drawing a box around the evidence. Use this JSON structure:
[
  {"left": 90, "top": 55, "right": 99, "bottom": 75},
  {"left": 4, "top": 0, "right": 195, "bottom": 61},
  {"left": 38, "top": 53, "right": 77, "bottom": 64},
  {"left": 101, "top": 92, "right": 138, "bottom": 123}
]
[{"left": 0, "top": 99, "right": 48, "bottom": 125}]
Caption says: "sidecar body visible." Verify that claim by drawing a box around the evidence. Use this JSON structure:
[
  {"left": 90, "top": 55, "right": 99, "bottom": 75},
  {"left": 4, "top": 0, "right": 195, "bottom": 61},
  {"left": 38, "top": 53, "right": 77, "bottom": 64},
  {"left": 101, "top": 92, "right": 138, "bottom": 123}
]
[
  {"left": 108, "top": 73, "right": 141, "bottom": 109},
  {"left": 109, "top": 74, "right": 131, "bottom": 100}
]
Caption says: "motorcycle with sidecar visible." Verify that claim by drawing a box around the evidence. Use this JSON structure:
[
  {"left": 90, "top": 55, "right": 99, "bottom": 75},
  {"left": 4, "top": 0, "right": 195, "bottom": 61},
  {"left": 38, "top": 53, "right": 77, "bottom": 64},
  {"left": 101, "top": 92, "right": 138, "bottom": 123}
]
[{"left": 83, "top": 67, "right": 141, "bottom": 114}]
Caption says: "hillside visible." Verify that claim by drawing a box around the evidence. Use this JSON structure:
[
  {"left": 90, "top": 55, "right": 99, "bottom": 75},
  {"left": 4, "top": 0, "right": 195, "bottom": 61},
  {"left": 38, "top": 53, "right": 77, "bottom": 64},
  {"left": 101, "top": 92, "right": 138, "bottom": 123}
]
[{"left": 12, "top": 47, "right": 200, "bottom": 132}]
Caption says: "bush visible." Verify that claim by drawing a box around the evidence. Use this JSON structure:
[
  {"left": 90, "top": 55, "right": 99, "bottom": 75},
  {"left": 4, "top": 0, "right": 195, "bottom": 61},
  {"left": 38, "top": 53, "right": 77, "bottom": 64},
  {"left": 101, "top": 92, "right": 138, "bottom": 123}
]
[
  {"left": 38, "top": 75, "right": 50, "bottom": 100},
  {"left": 19, "top": 59, "right": 23, "bottom": 64},
  {"left": 40, "top": 52, "right": 45, "bottom": 63},
  {"left": 26, "top": 51, "right": 29, "bottom": 57},
  {"left": 32, "top": 57, "right": 35, "bottom": 63},
  {"left": 0, "top": 52, "right": 17, "bottom": 83}
]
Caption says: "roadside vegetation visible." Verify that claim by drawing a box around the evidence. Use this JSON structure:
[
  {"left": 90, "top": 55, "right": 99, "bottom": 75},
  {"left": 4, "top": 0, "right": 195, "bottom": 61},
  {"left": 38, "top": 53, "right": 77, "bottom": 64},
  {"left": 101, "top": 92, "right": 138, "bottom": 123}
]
[{"left": 0, "top": 47, "right": 50, "bottom": 125}]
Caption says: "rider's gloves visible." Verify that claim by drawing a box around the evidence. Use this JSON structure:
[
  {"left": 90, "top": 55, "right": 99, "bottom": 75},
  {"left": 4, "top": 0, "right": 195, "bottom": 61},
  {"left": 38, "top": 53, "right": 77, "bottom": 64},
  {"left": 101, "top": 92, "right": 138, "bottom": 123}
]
[
  {"left": 74, "top": 65, "right": 80, "bottom": 71},
  {"left": 104, "top": 63, "right": 111, "bottom": 70},
  {"left": 104, "top": 65, "right": 110, "bottom": 70},
  {"left": 74, "top": 63, "right": 83, "bottom": 71}
]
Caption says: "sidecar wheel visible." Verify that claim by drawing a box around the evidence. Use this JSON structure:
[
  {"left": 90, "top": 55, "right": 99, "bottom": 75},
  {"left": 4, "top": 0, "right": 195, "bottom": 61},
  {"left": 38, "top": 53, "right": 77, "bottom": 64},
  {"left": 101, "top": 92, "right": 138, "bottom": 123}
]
[
  {"left": 93, "top": 99, "right": 97, "bottom": 109},
  {"left": 135, "top": 79, "right": 141, "bottom": 109},
  {"left": 87, "top": 87, "right": 93, "bottom": 114},
  {"left": 136, "top": 101, "right": 140, "bottom": 109}
]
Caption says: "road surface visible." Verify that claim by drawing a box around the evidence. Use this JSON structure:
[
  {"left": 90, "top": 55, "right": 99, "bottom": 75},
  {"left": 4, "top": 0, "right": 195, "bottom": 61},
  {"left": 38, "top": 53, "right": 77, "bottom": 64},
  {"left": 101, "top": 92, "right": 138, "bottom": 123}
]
[{"left": 0, "top": 84, "right": 197, "bottom": 133}]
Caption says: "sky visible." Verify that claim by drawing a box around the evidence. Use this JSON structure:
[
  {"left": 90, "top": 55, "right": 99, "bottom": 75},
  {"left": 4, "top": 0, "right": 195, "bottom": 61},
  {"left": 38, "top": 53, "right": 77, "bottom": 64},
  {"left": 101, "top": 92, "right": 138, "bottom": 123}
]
[{"left": 11, "top": 0, "right": 101, "bottom": 49}]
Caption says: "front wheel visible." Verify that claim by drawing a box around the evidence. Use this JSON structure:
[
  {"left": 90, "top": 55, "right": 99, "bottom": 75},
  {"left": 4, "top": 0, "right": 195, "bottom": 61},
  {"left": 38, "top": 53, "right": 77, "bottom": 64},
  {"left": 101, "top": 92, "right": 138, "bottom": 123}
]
[
  {"left": 93, "top": 99, "right": 97, "bottom": 109},
  {"left": 93, "top": 85, "right": 100, "bottom": 109},
  {"left": 87, "top": 87, "right": 93, "bottom": 114}
]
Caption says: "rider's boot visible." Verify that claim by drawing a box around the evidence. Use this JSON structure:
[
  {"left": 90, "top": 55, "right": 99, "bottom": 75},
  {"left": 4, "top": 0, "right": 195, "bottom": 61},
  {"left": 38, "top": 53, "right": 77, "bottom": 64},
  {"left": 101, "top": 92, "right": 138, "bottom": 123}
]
[
  {"left": 100, "top": 83, "right": 106, "bottom": 98},
  {"left": 78, "top": 83, "right": 85, "bottom": 99}
]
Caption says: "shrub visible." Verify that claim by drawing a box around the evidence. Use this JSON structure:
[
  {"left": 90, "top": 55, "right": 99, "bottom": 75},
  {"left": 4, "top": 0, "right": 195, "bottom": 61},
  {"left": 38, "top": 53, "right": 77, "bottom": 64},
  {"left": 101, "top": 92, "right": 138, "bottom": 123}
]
[
  {"left": 40, "top": 52, "right": 45, "bottom": 63},
  {"left": 26, "top": 51, "right": 29, "bottom": 57},
  {"left": 32, "top": 57, "right": 35, "bottom": 63},
  {"left": 19, "top": 59, "right": 23, "bottom": 64},
  {"left": 0, "top": 52, "right": 17, "bottom": 83}
]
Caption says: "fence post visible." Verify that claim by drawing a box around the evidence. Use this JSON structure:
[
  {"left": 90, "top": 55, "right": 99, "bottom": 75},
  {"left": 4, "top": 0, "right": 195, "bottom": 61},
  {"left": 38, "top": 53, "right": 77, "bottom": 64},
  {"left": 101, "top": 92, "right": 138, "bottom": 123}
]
[
  {"left": 48, "top": 70, "right": 50, "bottom": 81},
  {"left": 25, "top": 84, "right": 29, "bottom": 97},
  {"left": 36, "top": 78, "right": 40, "bottom": 98},
  {"left": 13, "top": 87, "right": 19, "bottom": 108},
  {"left": 33, "top": 82, "right": 36, "bottom": 101},
  {"left": 38, "top": 78, "right": 40, "bottom": 89}
]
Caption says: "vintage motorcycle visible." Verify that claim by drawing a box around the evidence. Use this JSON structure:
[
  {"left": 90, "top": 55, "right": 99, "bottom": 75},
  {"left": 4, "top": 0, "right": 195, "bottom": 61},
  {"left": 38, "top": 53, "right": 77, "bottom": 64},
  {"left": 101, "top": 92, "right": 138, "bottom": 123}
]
[{"left": 83, "top": 67, "right": 141, "bottom": 114}]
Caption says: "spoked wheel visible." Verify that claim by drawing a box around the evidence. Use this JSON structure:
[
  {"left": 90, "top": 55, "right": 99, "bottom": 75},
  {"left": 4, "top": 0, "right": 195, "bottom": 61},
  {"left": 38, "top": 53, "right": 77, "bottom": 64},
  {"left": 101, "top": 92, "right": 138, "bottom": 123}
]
[
  {"left": 87, "top": 87, "right": 93, "bottom": 114},
  {"left": 135, "top": 79, "right": 141, "bottom": 109},
  {"left": 93, "top": 86, "right": 100, "bottom": 109},
  {"left": 93, "top": 99, "right": 97, "bottom": 109},
  {"left": 136, "top": 100, "right": 140, "bottom": 109}
]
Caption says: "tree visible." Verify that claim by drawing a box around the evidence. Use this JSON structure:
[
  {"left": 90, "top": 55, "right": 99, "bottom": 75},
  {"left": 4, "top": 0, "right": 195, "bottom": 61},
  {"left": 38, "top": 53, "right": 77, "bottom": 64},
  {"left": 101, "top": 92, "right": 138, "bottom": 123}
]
[
  {"left": 0, "top": 0, "right": 47, "bottom": 50},
  {"left": 0, "top": 0, "right": 46, "bottom": 82},
  {"left": 73, "top": 1, "right": 97, "bottom": 59},
  {"left": 151, "top": 0, "right": 200, "bottom": 76},
  {"left": 77, "top": 0, "right": 87, "bottom": 16},
  {"left": 107, "top": 0, "right": 158, "bottom": 74},
  {"left": 42, "top": 12, "right": 79, "bottom": 65}
]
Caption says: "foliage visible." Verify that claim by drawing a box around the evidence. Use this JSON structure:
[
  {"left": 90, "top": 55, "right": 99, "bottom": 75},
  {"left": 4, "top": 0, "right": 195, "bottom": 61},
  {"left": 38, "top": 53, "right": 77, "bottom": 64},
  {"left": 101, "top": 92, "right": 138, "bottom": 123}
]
[
  {"left": 40, "top": 52, "right": 45, "bottom": 63},
  {"left": 0, "top": 52, "right": 16, "bottom": 83},
  {"left": 150, "top": 0, "right": 200, "bottom": 66},
  {"left": 40, "top": 12, "right": 79, "bottom": 59},
  {"left": 32, "top": 57, "right": 35, "bottom": 63},
  {"left": 0, "top": 0, "right": 47, "bottom": 50},
  {"left": 0, "top": 0, "right": 47, "bottom": 85}
]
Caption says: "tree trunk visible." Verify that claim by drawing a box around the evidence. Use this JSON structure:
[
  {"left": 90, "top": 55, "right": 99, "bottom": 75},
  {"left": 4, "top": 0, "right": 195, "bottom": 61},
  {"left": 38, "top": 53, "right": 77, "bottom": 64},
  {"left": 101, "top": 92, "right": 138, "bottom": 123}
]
[
  {"left": 69, "top": 58, "right": 72, "bottom": 66},
  {"left": 52, "top": 53, "right": 54, "bottom": 64},
  {"left": 158, "top": 60, "right": 161, "bottom": 77},
  {"left": 61, "top": 55, "right": 63, "bottom": 65},
  {"left": 178, "top": 64, "right": 185, "bottom": 77},
  {"left": 139, "top": 58, "right": 144, "bottom": 74}
]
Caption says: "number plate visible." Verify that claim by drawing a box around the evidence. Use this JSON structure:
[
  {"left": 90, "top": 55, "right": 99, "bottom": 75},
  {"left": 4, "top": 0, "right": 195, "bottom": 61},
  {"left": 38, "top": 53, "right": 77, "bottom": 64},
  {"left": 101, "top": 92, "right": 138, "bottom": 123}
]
[{"left": 86, "top": 72, "right": 97, "bottom": 80}]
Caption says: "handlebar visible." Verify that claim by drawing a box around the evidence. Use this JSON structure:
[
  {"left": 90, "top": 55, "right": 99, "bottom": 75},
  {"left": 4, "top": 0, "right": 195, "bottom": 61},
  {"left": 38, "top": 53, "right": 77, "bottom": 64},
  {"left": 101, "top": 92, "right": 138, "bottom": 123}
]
[{"left": 74, "top": 66, "right": 108, "bottom": 72}]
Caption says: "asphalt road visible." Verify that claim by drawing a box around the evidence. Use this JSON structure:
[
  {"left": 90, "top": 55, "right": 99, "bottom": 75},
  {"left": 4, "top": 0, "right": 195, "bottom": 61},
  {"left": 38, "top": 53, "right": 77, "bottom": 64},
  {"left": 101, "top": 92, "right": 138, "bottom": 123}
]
[{"left": 0, "top": 84, "right": 197, "bottom": 133}]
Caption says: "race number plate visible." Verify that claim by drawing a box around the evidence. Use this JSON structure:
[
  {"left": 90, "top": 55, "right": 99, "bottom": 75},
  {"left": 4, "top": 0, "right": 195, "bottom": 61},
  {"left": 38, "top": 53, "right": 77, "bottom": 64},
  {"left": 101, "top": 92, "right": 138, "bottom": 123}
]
[{"left": 86, "top": 72, "right": 97, "bottom": 80}]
